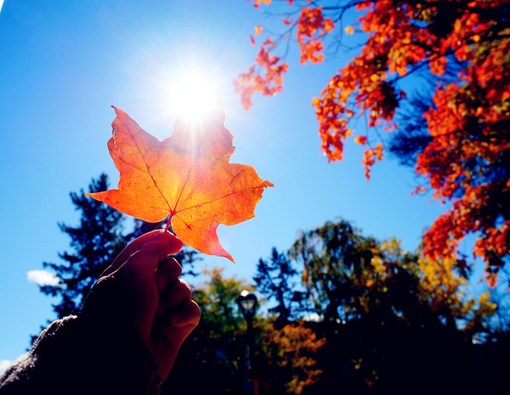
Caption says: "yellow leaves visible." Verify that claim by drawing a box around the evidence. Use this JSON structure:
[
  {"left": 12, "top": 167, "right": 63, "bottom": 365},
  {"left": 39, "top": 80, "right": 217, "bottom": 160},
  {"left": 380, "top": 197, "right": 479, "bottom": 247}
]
[
  {"left": 371, "top": 256, "right": 386, "bottom": 274},
  {"left": 345, "top": 26, "right": 354, "bottom": 35},
  {"left": 375, "top": 143, "right": 383, "bottom": 160},
  {"left": 401, "top": 37, "right": 411, "bottom": 45},
  {"left": 477, "top": 291, "right": 497, "bottom": 315},
  {"left": 478, "top": 291, "right": 491, "bottom": 305}
]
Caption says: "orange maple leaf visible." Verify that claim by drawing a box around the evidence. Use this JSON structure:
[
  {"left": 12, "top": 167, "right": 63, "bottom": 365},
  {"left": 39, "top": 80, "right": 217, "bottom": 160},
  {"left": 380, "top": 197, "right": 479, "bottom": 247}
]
[{"left": 86, "top": 104, "right": 273, "bottom": 262}]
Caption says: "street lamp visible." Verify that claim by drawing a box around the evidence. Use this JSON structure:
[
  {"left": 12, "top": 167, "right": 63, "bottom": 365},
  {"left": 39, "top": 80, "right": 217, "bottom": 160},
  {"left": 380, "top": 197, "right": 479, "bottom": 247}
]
[
  {"left": 237, "top": 290, "right": 257, "bottom": 320},
  {"left": 237, "top": 290, "right": 259, "bottom": 395}
]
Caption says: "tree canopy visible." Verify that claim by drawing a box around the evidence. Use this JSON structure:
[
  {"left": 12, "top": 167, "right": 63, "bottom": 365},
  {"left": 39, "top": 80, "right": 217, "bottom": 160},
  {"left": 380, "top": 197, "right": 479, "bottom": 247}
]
[
  {"left": 287, "top": 218, "right": 501, "bottom": 392},
  {"left": 237, "top": 0, "right": 510, "bottom": 281},
  {"left": 289, "top": 218, "right": 495, "bottom": 334}
]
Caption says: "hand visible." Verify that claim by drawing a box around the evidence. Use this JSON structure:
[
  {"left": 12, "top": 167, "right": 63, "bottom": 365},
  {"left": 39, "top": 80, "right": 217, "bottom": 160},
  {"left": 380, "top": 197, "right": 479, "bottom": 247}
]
[{"left": 82, "top": 230, "right": 201, "bottom": 379}]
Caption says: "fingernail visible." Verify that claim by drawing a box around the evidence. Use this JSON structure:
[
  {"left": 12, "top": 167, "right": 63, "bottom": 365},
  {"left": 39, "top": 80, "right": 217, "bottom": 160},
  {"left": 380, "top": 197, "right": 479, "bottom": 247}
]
[{"left": 152, "top": 231, "right": 169, "bottom": 242}]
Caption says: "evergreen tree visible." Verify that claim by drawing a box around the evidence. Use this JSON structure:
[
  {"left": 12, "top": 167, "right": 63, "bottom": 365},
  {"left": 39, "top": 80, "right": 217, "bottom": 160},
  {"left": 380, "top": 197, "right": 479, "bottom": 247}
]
[
  {"left": 40, "top": 174, "right": 127, "bottom": 318},
  {"left": 254, "top": 248, "right": 307, "bottom": 326}
]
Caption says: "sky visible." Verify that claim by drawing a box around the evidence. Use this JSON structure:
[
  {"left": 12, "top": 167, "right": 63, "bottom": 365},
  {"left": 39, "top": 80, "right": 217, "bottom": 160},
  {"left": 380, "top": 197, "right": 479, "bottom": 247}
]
[{"left": 0, "top": 0, "right": 463, "bottom": 369}]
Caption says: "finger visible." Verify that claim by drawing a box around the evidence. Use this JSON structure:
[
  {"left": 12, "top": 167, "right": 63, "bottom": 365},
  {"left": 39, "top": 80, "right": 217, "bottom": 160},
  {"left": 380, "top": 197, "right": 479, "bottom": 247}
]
[
  {"left": 102, "top": 231, "right": 183, "bottom": 278},
  {"left": 152, "top": 301, "right": 201, "bottom": 377},
  {"left": 100, "top": 230, "right": 162, "bottom": 278},
  {"left": 154, "top": 257, "right": 182, "bottom": 292},
  {"left": 116, "top": 235, "right": 174, "bottom": 279},
  {"left": 168, "top": 299, "right": 201, "bottom": 327},
  {"left": 112, "top": 230, "right": 163, "bottom": 268},
  {"left": 157, "top": 279, "right": 192, "bottom": 315}
]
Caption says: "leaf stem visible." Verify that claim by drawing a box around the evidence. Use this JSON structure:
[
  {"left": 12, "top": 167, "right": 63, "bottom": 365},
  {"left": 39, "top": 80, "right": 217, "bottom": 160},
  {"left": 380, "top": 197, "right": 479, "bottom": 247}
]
[{"left": 165, "top": 212, "right": 175, "bottom": 234}]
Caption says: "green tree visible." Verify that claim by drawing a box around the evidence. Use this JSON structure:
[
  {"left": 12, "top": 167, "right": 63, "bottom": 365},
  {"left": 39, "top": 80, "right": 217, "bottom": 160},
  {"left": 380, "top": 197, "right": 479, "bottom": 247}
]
[
  {"left": 290, "top": 218, "right": 495, "bottom": 333},
  {"left": 164, "top": 266, "right": 326, "bottom": 395}
]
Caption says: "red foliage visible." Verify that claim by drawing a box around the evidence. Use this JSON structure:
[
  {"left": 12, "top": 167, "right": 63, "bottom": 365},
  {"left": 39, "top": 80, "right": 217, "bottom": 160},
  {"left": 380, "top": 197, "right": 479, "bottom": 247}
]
[
  {"left": 234, "top": 38, "right": 289, "bottom": 110},
  {"left": 237, "top": 0, "right": 510, "bottom": 274}
]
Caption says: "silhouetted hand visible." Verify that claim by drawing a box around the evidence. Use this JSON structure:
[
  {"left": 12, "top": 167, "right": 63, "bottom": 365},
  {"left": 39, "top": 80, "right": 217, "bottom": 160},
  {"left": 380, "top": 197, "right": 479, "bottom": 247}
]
[{"left": 82, "top": 230, "right": 201, "bottom": 379}]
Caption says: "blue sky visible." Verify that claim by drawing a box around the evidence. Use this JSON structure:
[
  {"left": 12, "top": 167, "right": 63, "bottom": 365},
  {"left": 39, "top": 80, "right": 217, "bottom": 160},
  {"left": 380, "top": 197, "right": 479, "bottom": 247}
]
[{"left": 0, "top": 0, "right": 457, "bottom": 368}]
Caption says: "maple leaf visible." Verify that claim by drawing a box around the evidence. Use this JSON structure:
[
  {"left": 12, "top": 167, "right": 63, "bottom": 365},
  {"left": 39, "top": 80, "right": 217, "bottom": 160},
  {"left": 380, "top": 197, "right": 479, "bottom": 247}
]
[{"left": 86, "top": 104, "right": 273, "bottom": 262}]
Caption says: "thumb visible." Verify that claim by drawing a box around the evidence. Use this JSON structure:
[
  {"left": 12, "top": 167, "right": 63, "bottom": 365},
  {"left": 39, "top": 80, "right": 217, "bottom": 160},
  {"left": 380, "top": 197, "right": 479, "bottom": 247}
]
[
  {"left": 102, "top": 231, "right": 183, "bottom": 278},
  {"left": 116, "top": 231, "right": 183, "bottom": 277}
]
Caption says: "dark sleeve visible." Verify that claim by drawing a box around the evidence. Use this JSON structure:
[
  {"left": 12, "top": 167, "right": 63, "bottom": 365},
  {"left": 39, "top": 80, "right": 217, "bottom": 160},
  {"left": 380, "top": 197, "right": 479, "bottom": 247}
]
[{"left": 0, "top": 316, "right": 162, "bottom": 395}]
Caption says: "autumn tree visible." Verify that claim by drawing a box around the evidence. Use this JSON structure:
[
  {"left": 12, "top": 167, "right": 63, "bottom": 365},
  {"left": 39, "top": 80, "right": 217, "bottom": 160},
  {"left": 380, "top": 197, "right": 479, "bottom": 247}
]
[
  {"left": 261, "top": 322, "right": 326, "bottom": 395},
  {"left": 286, "top": 218, "right": 499, "bottom": 392},
  {"left": 237, "top": 0, "right": 510, "bottom": 280},
  {"left": 163, "top": 266, "right": 326, "bottom": 395},
  {"left": 288, "top": 218, "right": 493, "bottom": 330}
]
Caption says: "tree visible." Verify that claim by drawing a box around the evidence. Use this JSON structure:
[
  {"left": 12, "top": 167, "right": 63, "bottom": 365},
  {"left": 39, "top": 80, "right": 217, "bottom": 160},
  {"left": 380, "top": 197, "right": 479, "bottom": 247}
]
[
  {"left": 40, "top": 174, "right": 127, "bottom": 318},
  {"left": 289, "top": 218, "right": 495, "bottom": 332},
  {"left": 237, "top": 0, "right": 510, "bottom": 279},
  {"left": 164, "top": 266, "right": 326, "bottom": 395},
  {"left": 254, "top": 247, "right": 308, "bottom": 326},
  {"left": 285, "top": 218, "right": 500, "bottom": 392},
  {"left": 261, "top": 322, "right": 326, "bottom": 395}
]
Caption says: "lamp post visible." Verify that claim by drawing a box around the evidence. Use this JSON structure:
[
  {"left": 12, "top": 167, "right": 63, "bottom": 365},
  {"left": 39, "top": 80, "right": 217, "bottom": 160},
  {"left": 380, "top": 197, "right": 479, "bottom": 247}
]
[{"left": 237, "top": 290, "right": 259, "bottom": 395}]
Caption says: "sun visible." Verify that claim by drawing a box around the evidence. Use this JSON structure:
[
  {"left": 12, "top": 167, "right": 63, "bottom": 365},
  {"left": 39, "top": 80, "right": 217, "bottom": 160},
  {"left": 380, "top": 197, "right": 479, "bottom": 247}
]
[{"left": 169, "top": 72, "right": 220, "bottom": 123}]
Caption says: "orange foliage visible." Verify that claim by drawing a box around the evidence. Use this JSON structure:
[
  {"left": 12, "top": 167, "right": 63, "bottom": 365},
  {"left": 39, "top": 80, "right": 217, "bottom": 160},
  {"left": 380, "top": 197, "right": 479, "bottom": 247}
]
[
  {"left": 296, "top": 6, "right": 335, "bottom": 64},
  {"left": 234, "top": 38, "right": 289, "bottom": 110},
  {"left": 263, "top": 322, "right": 326, "bottom": 394},
  {"left": 238, "top": 0, "right": 510, "bottom": 275},
  {"left": 86, "top": 105, "right": 273, "bottom": 262}
]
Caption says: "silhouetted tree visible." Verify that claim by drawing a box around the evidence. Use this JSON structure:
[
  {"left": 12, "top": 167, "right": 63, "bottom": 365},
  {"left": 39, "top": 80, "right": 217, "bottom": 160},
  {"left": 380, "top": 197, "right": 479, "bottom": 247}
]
[
  {"left": 287, "top": 218, "right": 500, "bottom": 393},
  {"left": 254, "top": 247, "right": 308, "bottom": 326},
  {"left": 40, "top": 174, "right": 126, "bottom": 318}
]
